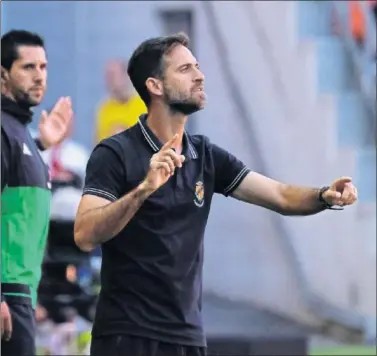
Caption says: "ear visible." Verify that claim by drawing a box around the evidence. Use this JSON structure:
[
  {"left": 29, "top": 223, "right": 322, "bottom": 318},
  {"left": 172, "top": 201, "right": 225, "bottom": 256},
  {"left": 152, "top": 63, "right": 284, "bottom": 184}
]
[
  {"left": 1, "top": 67, "right": 6, "bottom": 80},
  {"left": 1, "top": 69, "right": 6, "bottom": 88},
  {"left": 145, "top": 77, "right": 163, "bottom": 97},
  {"left": 1, "top": 66, "right": 9, "bottom": 83}
]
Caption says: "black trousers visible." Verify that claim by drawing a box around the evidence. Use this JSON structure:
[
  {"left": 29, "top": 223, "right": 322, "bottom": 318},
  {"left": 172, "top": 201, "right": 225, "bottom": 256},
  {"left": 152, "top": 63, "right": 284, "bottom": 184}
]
[
  {"left": 1, "top": 301, "right": 36, "bottom": 356},
  {"left": 91, "top": 334, "right": 206, "bottom": 356}
]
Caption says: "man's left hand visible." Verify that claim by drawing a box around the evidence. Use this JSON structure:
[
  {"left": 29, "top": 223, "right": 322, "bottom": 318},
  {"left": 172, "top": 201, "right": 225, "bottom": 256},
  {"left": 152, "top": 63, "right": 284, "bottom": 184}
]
[
  {"left": 322, "top": 176, "right": 358, "bottom": 207},
  {"left": 38, "top": 96, "right": 73, "bottom": 150}
]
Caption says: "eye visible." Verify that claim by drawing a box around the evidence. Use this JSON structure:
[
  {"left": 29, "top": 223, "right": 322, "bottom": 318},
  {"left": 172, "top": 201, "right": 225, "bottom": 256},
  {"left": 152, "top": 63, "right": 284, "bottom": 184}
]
[{"left": 23, "top": 64, "right": 35, "bottom": 70}]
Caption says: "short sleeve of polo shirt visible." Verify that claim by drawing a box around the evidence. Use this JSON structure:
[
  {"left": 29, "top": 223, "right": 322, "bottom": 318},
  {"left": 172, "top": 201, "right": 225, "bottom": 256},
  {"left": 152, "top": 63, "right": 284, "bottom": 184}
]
[
  {"left": 82, "top": 143, "right": 124, "bottom": 202},
  {"left": 211, "top": 143, "right": 251, "bottom": 196}
]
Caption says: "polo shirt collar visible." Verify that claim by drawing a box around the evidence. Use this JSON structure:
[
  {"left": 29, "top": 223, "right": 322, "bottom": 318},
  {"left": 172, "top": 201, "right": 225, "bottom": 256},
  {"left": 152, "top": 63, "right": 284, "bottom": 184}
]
[{"left": 138, "top": 114, "right": 198, "bottom": 160}]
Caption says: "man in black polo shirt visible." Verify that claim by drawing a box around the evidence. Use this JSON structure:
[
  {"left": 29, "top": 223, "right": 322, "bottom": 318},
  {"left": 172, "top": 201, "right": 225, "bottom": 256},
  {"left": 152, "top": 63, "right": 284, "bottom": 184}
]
[{"left": 74, "top": 32, "right": 358, "bottom": 356}]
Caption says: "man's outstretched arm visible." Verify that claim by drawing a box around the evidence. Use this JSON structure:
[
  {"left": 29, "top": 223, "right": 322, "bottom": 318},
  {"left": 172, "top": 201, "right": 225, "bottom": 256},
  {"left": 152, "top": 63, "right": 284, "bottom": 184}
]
[{"left": 231, "top": 172, "right": 357, "bottom": 216}]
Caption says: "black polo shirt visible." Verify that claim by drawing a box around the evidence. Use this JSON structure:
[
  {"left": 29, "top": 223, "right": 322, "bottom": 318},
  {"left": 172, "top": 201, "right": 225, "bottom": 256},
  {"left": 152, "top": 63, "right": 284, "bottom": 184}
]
[{"left": 83, "top": 114, "right": 250, "bottom": 346}]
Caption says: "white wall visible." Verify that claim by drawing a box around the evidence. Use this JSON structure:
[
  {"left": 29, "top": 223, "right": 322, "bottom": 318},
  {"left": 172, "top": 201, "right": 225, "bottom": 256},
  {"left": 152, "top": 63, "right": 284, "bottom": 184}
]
[{"left": 209, "top": 0, "right": 376, "bottom": 321}]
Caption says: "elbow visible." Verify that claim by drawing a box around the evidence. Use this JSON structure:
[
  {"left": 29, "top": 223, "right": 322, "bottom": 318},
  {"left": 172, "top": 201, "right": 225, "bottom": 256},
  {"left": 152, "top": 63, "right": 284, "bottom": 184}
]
[
  {"left": 277, "top": 200, "right": 294, "bottom": 216},
  {"left": 74, "top": 224, "right": 96, "bottom": 252},
  {"left": 276, "top": 184, "right": 294, "bottom": 216},
  {"left": 278, "top": 209, "right": 290, "bottom": 216},
  {"left": 275, "top": 206, "right": 289, "bottom": 216},
  {"left": 274, "top": 197, "right": 292, "bottom": 216},
  {"left": 75, "top": 234, "right": 96, "bottom": 252}
]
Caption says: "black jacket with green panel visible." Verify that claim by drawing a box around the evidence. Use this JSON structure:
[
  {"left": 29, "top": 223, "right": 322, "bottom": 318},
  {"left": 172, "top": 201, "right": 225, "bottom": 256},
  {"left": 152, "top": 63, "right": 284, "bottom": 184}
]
[{"left": 1, "top": 95, "right": 51, "bottom": 308}]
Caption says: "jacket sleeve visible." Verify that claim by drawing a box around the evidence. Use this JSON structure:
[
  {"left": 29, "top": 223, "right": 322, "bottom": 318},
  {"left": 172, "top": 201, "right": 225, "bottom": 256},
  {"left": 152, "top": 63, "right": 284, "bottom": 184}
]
[
  {"left": 1, "top": 130, "right": 9, "bottom": 302},
  {"left": 1, "top": 128, "right": 11, "bottom": 192}
]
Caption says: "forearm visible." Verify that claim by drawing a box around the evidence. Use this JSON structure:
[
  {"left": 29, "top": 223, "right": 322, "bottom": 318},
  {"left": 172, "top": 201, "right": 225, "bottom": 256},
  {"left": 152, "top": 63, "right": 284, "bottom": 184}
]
[
  {"left": 280, "top": 184, "right": 326, "bottom": 216},
  {"left": 74, "top": 183, "right": 153, "bottom": 250}
]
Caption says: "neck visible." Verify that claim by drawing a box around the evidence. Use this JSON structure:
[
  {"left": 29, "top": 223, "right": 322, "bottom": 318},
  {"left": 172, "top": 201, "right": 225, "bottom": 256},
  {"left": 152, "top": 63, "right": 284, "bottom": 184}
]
[
  {"left": 112, "top": 89, "right": 133, "bottom": 103},
  {"left": 1, "top": 92, "right": 32, "bottom": 112},
  {"left": 147, "top": 102, "right": 187, "bottom": 152},
  {"left": 113, "top": 95, "right": 130, "bottom": 103}
]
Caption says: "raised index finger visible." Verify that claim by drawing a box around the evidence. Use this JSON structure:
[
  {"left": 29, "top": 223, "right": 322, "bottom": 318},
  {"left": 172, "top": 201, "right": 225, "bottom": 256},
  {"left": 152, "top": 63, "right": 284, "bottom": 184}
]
[{"left": 161, "top": 134, "right": 179, "bottom": 151}]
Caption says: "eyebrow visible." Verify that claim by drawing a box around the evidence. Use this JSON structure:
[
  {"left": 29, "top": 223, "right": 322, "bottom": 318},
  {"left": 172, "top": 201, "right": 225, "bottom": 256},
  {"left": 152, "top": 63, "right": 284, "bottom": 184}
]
[
  {"left": 22, "top": 60, "right": 48, "bottom": 66},
  {"left": 176, "top": 62, "right": 199, "bottom": 71}
]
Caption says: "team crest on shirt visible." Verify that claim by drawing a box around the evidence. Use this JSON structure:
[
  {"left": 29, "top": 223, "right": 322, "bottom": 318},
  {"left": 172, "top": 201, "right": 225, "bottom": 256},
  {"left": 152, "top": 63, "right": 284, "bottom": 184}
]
[{"left": 194, "top": 181, "right": 204, "bottom": 207}]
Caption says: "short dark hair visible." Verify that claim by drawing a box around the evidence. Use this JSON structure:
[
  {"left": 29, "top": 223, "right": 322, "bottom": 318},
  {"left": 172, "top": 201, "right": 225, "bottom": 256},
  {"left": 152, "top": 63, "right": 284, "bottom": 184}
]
[
  {"left": 1, "top": 30, "right": 45, "bottom": 71},
  {"left": 127, "top": 32, "right": 189, "bottom": 107}
]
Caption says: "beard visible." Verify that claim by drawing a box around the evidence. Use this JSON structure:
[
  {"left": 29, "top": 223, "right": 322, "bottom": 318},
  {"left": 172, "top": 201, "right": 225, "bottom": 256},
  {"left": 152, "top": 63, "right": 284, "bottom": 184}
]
[
  {"left": 7, "top": 79, "right": 43, "bottom": 109},
  {"left": 163, "top": 85, "right": 205, "bottom": 116},
  {"left": 168, "top": 99, "right": 202, "bottom": 115},
  {"left": 13, "top": 88, "right": 41, "bottom": 108}
]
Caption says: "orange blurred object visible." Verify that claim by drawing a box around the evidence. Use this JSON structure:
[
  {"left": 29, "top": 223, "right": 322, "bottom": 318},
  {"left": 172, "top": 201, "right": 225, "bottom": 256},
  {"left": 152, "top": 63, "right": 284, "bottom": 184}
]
[
  {"left": 349, "top": 0, "right": 366, "bottom": 46},
  {"left": 66, "top": 264, "right": 77, "bottom": 282}
]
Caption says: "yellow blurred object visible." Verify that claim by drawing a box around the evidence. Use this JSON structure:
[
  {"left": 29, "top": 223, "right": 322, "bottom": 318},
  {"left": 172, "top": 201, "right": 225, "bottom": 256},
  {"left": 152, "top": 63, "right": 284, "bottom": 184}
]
[
  {"left": 95, "top": 95, "right": 147, "bottom": 144},
  {"left": 77, "top": 331, "right": 92, "bottom": 354}
]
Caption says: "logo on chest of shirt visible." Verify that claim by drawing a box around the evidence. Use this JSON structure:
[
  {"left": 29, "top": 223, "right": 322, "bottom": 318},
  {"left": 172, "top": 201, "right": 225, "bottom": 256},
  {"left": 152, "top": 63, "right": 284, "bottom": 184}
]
[
  {"left": 23, "top": 143, "right": 33, "bottom": 156},
  {"left": 194, "top": 181, "right": 205, "bottom": 207}
]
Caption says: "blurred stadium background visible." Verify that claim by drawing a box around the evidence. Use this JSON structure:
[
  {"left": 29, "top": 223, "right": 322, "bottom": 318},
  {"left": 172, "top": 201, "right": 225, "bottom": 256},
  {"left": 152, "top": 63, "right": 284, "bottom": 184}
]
[{"left": 1, "top": 1, "right": 376, "bottom": 355}]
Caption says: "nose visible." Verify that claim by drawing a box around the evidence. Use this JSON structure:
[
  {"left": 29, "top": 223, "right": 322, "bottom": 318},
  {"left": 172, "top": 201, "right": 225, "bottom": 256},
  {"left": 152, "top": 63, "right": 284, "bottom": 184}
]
[
  {"left": 33, "top": 68, "right": 45, "bottom": 84},
  {"left": 33, "top": 74, "right": 43, "bottom": 85},
  {"left": 194, "top": 68, "right": 205, "bottom": 83}
]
